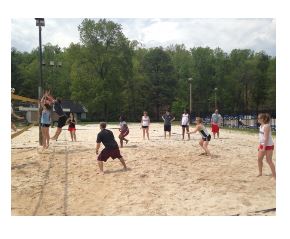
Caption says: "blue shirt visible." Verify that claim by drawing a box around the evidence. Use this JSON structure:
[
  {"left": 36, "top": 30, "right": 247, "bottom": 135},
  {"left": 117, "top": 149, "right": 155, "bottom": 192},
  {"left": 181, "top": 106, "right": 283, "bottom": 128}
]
[{"left": 41, "top": 110, "right": 51, "bottom": 124}]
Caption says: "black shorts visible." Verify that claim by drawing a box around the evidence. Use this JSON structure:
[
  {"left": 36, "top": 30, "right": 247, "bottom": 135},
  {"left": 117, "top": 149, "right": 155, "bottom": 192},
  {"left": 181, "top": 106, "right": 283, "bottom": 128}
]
[
  {"left": 41, "top": 124, "right": 51, "bottom": 127},
  {"left": 142, "top": 126, "right": 149, "bottom": 128},
  {"left": 202, "top": 135, "right": 211, "bottom": 141},
  {"left": 97, "top": 148, "right": 122, "bottom": 162},
  {"left": 57, "top": 115, "right": 67, "bottom": 128},
  {"left": 164, "top": 125, "right": 171, "bottom": 132},
  {"left": 181, "top": 125, "right": 189, "bottom": 129}
]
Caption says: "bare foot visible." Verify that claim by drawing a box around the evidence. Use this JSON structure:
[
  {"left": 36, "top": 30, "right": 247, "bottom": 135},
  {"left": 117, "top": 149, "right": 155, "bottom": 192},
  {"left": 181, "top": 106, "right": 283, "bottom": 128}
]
[
  {"left": 98, "top": 171, "right": 105, "bottom": 175},
  {"left": 257, "top": 174, "right": 262, "bottom": 177},
  {"left": 126, "top": 140, "right": 129, "bottom": 144}
]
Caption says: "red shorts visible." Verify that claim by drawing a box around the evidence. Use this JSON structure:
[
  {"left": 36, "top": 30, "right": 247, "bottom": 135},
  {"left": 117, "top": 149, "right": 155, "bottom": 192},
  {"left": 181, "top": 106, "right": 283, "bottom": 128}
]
[
  {"left": 97, "top": 148, "right": 122, "bottom": 162},
  {"left": 68, "top": 127, "right": 76, "bottom": 132},
  {"left": 120, "top": 129, "right": 129, "bottom": 137},
  {"left": 258, "top": 145, "right": 274, "bottom": 151},
  {"left": 211, "top": 124, "right": 219, "bottom": 133}
]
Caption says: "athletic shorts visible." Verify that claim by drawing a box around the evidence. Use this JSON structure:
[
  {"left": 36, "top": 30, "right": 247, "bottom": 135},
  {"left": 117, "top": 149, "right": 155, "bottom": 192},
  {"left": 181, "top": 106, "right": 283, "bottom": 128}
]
[
  {"left": 57, "top": 115, "right": 67, "bottom": 128},
  {"left": 164, "top": 125, "right": 171, "bottom": 132},
  {"left": 142, "top": 126, "right": 149, "bottom": 128},
  {"left": 68, "top": 127, "right": 76, "bottom": 132},
  {"left": 120, "top": 129, "right": 129, "bottom": 137},
  {"left": 211, "top": 124, "right": 219, "bottom": 133},
  {"left": 258, "top": 145, "right": 274, "bottom": 151},
  {"left": 202, "top": 135, "right": 211, "bottom": 141},
  {"left": 97, "top": 148, "right": 122, "bottom": 162},
  {"left": 181, "top": 125, "right": 189, "bottom": 129},
  {"left": 41, "top": 123, "right": 50, "bottom": 127}
]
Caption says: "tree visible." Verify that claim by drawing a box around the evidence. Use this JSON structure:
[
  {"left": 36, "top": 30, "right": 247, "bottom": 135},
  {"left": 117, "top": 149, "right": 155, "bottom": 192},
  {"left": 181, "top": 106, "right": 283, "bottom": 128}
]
[{"left": 142, "top": 47, "right": 177, "bottom": 120}]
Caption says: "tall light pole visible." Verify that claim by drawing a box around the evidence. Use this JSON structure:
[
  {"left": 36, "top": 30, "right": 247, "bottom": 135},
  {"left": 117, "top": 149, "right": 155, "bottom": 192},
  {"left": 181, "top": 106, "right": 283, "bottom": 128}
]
[
  {"left": 35, "top": 18, "right": 45, "bottom": 146},
  {"left": 214, "top": 87, "right": 218, "bottom": 109},
  {"left": 188, "top": 78, "right": 193, "bottom": 114}
]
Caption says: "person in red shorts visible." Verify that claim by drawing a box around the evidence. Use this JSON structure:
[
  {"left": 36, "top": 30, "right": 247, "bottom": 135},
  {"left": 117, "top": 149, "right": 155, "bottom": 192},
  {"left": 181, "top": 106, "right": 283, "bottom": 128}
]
[
  {"left": 96, "top": 122, "right": 127, "bottom": 175},
  {"left": 66, "top": 112, "right": 77, "bottom": 141},
  {"left": 257, "top": 113, "right": 276, "bottom": 180},
  {"left": 119, "top": 115, "right": 129, "bottom": 148},
  {"left": 211, "top": 109, "right": 222, "bottom": 139}
]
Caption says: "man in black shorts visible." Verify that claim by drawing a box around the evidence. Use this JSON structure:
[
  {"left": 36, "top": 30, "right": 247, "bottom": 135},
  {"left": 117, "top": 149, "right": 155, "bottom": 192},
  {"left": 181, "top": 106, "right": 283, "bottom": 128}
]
[
  {"left": 48, "top": 97, "right": 67, "bottom": 140},
  {"left": 162, "top": 110, "right": 175, "bottom": 139},
  {"left": 96, "top": 122, "right": 127, "bottom": 175}
]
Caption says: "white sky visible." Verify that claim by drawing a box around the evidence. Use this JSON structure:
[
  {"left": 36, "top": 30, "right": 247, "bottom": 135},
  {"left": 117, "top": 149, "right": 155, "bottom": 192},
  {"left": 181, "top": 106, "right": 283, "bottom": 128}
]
[{"left": 11, "top": 18, "right": 276, "bottom": 55}]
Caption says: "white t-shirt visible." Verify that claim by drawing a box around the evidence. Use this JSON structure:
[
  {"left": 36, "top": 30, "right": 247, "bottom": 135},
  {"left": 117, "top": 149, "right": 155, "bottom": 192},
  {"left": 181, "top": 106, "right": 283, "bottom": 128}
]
[
  {"left": 181, "top": 113, "right": 189, "bottom": 126},
  {"left": 141, "top": 116, "right": 150, "bottom": 126},
  {"left": 259, "top": 124, "right": 274, "bottom": 146}
]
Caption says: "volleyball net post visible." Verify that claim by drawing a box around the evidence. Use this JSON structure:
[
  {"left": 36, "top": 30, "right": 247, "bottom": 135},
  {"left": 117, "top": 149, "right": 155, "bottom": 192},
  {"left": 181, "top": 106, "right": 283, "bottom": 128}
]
[{"left": 11, "top": 93, "right": 43, "bottom": 145}]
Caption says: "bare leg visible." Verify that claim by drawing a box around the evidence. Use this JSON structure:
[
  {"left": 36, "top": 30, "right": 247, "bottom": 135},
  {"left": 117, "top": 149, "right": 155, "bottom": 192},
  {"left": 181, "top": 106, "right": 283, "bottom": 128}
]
[
  {"left": 265, "top": 150, "right": 276, "bottom": 179},
  {"left": 51, "top": 127, "right": 62, "bottom": 140},
  {"left": 97, "top": 160, "right": 104, "bottom": 174},
  {"left": 73, "top": 131, "right": 76, "bottom": 141},
  {"left": 118, "top": 157, "right": 127, "bottom": 170},
  {"left": 257, "top": 150, "right": 265, "bottom": 177},
  {"left": 182, "top": 127, "right": 185, "bottom": 139},
  {"left": 70, "top": 131, "right": 73, "bottom": 141},
  {"left": 217, "top": 131, "right": 220, "bottom": 139},
  {"left": 12, "top": 123, "right": 17, "bottom": 132},
  {"left": 41, "top": 127, "right": 46, "bottom": 148},
  {"left": 146, "top": 128, "right": 150, "bottom": 140},
  {"left": 198, "top": 140, "right": 206, "bottom": 155},
  {"left": 142, "top": 128, "right": 145, "bottom": 139},
  {"left": 203, "top": 141, "right": 211, "bottom": 156},
  {"left": 169, "top": 131, "right": 171, "bottom": 139},
  {"left": 164, "top": 131, "right": 166, "bottom": 139},
  {"left": 186, "top": 126, "right": 190, "bottom": 140},
  {"left": 119, "top": 134, "right": 124, "bottom": 147},
  {"left": 124, "top": 137, "right": 129, "bottom": 144},
  {"left": 45, "top": 128, "right": 50, "bottom": 148}
]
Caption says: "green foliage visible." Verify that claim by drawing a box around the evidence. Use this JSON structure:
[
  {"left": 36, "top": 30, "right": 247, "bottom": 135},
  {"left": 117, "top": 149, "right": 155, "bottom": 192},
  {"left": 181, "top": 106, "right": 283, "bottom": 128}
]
[{"left": 11, "top": 19, "right": 276, "bottom": 121}]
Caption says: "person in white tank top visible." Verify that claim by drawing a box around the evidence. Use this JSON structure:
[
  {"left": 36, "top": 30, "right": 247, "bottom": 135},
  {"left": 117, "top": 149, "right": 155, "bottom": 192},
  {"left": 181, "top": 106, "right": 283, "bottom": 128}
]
[
  {"left": 257, "top": 113, "right": 276, "bottom": 180},
  {"left": 181, "top": 109, "right": 190, "bottom": 140},
  {"left": 188, "top": 117, "right": 211, "bottom": 156},
  {"left": 140, "top": 111, "right": 150, "bottom": 140}
]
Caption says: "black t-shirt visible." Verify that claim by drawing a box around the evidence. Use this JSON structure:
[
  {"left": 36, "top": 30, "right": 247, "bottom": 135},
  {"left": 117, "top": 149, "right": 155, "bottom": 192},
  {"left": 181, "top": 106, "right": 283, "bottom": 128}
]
[
  {"left": 54, "top": 101, "right": 65, "bottom": 116},
  {"left": 96, "top": 129, "right": 119, "bottom": 149},
  {"left": 162, "top": 114, "right": 174, "bottom": 125}
]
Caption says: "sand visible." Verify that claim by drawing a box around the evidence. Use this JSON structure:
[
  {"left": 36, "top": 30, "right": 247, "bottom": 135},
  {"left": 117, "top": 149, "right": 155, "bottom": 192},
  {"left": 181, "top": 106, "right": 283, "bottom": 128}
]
[{"left": 11, "top": 123, "right": 276, "bottom": 216}]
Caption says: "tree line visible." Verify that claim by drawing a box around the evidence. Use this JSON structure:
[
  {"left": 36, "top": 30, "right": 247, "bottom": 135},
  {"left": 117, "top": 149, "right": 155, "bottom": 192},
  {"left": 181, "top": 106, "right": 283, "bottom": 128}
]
[{"left": 11, "top": 18, "right": 276, "bottom": 121}]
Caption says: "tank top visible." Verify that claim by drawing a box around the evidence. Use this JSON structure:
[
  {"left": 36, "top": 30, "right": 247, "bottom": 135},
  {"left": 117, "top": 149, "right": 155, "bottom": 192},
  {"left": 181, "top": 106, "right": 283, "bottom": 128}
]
[
  {"left": 198, "top": 125, "right": 210, "bottom": 138},
  {"left": 68, "top": 119, "right": 76, "bottom": 128},
  {"left": 259, "top": 124, "right": 274, "bottom": 146},
  {"left": 142, "top": 116, "right": 150, "bottom": 126},
  {"left": 41, "top": 110, "right": 51, "bottom": 124},
  {"left": 181, "top": 113, "right": 189, "bottom": 126}
]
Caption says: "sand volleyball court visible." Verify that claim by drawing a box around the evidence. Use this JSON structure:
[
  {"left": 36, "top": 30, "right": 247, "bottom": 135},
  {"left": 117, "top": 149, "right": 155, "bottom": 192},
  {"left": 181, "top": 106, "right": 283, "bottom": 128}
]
[{"left": 11, "top": 123, "right": 276, "bottom": 216}]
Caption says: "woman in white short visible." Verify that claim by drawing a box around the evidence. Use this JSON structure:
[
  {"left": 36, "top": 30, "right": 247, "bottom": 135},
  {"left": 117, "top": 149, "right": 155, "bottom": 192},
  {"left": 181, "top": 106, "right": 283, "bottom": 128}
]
[
  {"left": 181, "top": 109, "right": 190, "bottom": 140},
  {"left": 141, "top": 111, "right": 150, "bottom": 140}
]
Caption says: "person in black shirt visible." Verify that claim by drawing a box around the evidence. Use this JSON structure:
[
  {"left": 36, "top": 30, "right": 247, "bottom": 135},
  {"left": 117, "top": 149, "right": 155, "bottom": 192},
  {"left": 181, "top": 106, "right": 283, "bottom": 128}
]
[
  {"left": 162, "top": 110, "right": 175, "bottom": 139},
  {"left": 96, "top": 122, "right": 127, "bottom": 174},
  {"left": 66, "top": 112, "right": 77, "bottom": 141},
  {"left": 46, "top": 93, "right": 67, "bottom": 140}
]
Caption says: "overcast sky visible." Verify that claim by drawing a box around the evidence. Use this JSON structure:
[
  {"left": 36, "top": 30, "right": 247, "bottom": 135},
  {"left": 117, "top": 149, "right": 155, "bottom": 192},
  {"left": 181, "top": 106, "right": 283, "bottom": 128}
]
[{"left": 11, "top": 18, "right": 276, "bottom": 56}]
